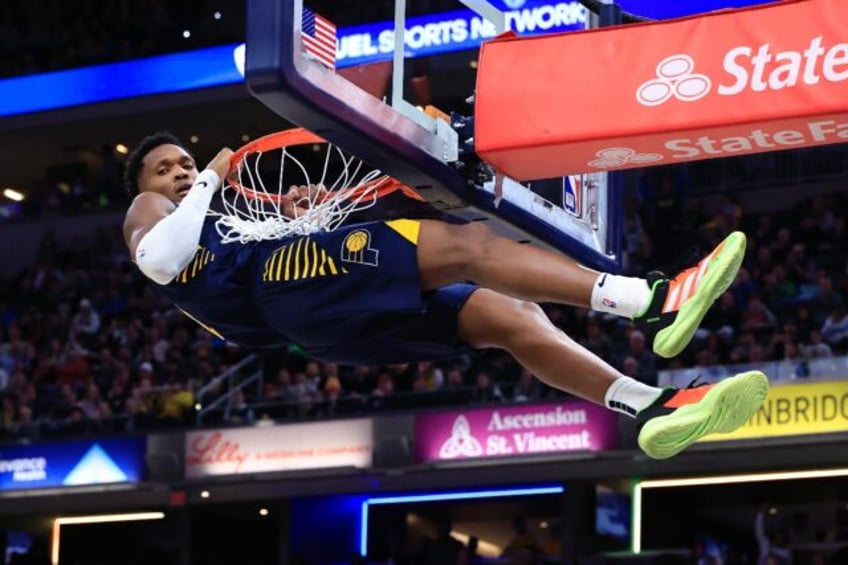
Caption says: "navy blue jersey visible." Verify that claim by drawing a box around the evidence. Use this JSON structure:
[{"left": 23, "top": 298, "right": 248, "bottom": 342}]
[
  {"left": 149, "top": 214, "right": 478, "bottom": 362},
  {"left": 254, "top": 219, "right": 478, "bottom": 364},
  {"left": 152, "top": 215, "right": 280, "bottom": 348}
]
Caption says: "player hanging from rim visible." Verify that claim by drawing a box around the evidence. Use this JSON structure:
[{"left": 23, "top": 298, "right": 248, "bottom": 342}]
[{"left": 122, "top": 131, "right": 768, "bottom": 460}]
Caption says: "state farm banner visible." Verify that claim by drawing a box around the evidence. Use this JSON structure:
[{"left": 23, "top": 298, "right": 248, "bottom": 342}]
[
  {"left": 476, "top": 0, "right": 848, "bottom": 180},
  {"left": 415, "top": 401, "right": 618, "bottom": 462},
  {"left": 185, "top": 419, "right": 373, "bottom": 478}
]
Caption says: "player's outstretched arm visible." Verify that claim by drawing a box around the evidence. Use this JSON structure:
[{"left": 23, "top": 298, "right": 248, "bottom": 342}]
[{"left": 123, "top": 148, "right": 232, "bottom": 285}]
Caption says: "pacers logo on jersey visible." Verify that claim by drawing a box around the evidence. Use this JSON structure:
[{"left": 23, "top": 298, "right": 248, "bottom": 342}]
[
  {"left": 263, "top": 237, "right": 347, "bottom": 282},
  {"left": 341, "top": 230, "right": 379, "bottom": 267},
  {"left": 175, "top": 246, "right": 215, "bottom": 284}
]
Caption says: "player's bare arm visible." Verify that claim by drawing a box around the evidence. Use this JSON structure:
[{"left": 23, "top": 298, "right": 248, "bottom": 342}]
[{"left": 123, "top": 191, "right": 177, "bottom": 260}]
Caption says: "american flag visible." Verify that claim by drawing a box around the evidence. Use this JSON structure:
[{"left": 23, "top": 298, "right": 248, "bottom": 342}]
[{"left": 301, "top": 7, "right": 337, "bottom": 70}]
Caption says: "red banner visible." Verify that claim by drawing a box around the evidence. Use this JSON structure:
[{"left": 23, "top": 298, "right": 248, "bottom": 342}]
[{"left": 475, "top": 0, "right": 848, "bottom": 180}]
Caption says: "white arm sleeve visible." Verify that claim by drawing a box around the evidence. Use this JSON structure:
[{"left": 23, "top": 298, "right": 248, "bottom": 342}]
[{"left": 135, "top": 170, "right": 219, "bottom": 285}]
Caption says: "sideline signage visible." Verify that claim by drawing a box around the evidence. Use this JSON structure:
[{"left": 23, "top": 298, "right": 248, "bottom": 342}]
[
  {"left": 185, "top": 419, "right": 373, "bottom": 478},
  {"left": 415, "top": 401, "right": 619, "bottom": 462},
  {"left": 702, "top": 381, "right": 848, "bottom": 442},
  {"left": 0, "top": 437, "right": 145, "bottom": 491}
]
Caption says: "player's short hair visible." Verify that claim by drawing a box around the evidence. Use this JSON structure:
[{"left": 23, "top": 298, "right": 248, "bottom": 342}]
[{"left": 123, "top": 131, "right": 188, "bottom": 196}]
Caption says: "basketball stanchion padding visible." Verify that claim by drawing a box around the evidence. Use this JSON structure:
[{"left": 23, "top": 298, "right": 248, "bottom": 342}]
[{"left": 475, "top": 0, "right": 848, "bottom": 180}]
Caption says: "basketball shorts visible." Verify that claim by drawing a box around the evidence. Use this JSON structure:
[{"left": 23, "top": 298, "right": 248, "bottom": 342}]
[{"left": 253, "top": 219, "right": 478, "bottom": 364}]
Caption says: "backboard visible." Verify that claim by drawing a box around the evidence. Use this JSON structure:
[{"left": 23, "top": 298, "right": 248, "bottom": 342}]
[{"left": 244, "top": 0, "right": 623, "bottom": 272}]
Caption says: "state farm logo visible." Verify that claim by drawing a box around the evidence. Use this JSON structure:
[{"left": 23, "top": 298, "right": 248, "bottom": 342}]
[
  {"left": 636, "top": 54, "right": 712, "bottom": 106},
  {"left": 636, "top": 37, "right": 848, "bottom": 108},
  {"left": 588, "top": 147, "right": 663, "bottom": 169}
]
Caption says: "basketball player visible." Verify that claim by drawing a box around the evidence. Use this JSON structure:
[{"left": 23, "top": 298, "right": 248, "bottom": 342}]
[{"left": 122, "top": 133, "right": 768, "bottom": 460}]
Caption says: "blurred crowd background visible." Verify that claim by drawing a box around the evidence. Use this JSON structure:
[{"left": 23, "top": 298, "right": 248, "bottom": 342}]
[{"left": 1, "top": 181, "right": 845, "bottom": 440}]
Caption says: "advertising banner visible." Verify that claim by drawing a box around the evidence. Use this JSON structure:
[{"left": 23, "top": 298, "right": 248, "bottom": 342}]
[
  {"left": 617, "top": 0, "right": 780, "bottom": 20},
  {"left": 0, "top": 1, "right": 586, "bottom": 118},
  {"left": 476, "top": 0, "right": 848, "bottom": 180},
  {"left": 185, "top": 419, "right": 373, "bottom": 478},
  {"left": 702, "top": 381, "right": 848, "bottom": 442},
  {"left": 0, "top": 437, "right": 145, "bottom": 491},
  {"left": 415, "top": 401, "right": 619, "bottom": 462},
  {"left": 335, "top": 1, "right": 586, "bottom": 66}
]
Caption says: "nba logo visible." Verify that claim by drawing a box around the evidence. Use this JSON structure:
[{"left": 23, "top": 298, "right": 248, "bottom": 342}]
[{"left": 563, "top": 175, "right": 583, "bottom": 218}]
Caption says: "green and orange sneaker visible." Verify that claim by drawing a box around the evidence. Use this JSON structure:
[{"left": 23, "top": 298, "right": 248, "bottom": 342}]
[
  {"left": 636, "top": 371, "right": 769, "bottom": 460},
  {"left": 635, "top": 231, "right": 747, "bottom": 358}
]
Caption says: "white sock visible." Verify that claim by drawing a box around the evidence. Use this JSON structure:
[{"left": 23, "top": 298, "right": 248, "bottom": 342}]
[
  {"left": 590, "top": 273, "right": 652, "bottom": 319},
  {"left": 604, "top": 377, "right": 663, "bottom": 418}
]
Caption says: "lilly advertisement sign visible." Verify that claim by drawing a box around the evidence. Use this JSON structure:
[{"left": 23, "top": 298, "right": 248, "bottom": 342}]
[
  {"left": 0, "top": 437, "right": 145, "bottom": 491},
  {"left": 415, "top": 402, "right": 618, "bottom": 462},
  {"left": 185, "top": 419, "right": 373, "bottom": 478},
  {"left": 476, "top": 0, "right": 848, "bottom": 180}
]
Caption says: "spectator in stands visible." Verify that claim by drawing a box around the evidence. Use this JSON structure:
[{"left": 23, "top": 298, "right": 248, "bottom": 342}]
[
  {"left": 317, "top": 375, "right": 348, "bottom": 416},
  {"left": 621, "top": 356, "right": 640, "bottom": 380},
  {"left": 442, "top": 366, "right": 471, "bottom": 406},
  {"left": 702, "top": 292, "right": 741, "bottom": 344},
  {"left": 369, "top": 371, "right": 395, "bottom": 410},
  {"left": 784, "top": 243, "right": 815, "bottom": 287},
  {"left": 469, "top": 370, "right": 503, "bottom": 404},
  {"left": 72, "top": 298, "right": 101, "bottom": 343},
  {"left": 580, "top": 316, "right": 614, "bottom": 361},
  {"left": 76, "top": 383, "right": 102, "bottom": 419},
  {"left": 346, "top": 365, "right": 376, "bottom": 399},
  {"left": 226, "top": 388, "right": 255, "bottom": 425},
  {"left": 755, "top": 507, "right": 791, "bottom": 565},
  {"left": 462, "top": 536, "right": 481, "bottom": 565},
  {"left": 811, "top": 274, "right": 844, "bottom": 325},
  {"left": 12, "top": 404, "right": 39, "bottom": 440},
  {"left": 751, "top": 244, "right": 775, "bottom": 284},
  {"left": 502, "top": 516, "right": 540, "bottom": 562},
  {"left": 419, "top": 518, "right": 464, "bottom": 565},
  {"left": 2, "top": 393, "right": 16, "bottom": 429},
  {"left": 63, "top": 405, "right": 90, "bottom": 435},
  {"left": 801, "top": 328, "right": 833, "bottom": 358},
  {"left": 743, "top": 295, "right": 779, "bottom": 335},
  {"left": 731, "top": 267, "right": 758, "bottom": 311},
  {"left": 271, "top": 368, "right": 298, "bottom": 407},
  {"left": 417, "top": 361, "right": 445, "bottom": 392},
  {"left": 822, "top": 304, "right": 848, "bottom": 353},
  {"left": 512, "top": 369, "right": 543, "bottom": 403},
  {"left": 762, "top": 265, "right": 796, "bottom": 311},
  {"left": 621, "top": 330, "right": 657, "bottom": 386}
]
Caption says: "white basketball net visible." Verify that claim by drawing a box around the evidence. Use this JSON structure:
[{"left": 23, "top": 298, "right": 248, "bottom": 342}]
[{"left": 214, "top": 136, "right": 382, "bottom": 244}]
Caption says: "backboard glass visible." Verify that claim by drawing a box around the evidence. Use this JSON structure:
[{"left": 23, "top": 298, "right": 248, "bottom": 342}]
[{"left": 244, "top": 0, "right": 623, "bottom": 272}]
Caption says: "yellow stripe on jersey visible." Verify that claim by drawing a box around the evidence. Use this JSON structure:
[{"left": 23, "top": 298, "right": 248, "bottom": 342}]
[
  {"left": 177, "top": 307, "right": 225, "bottom": 340},
  {"left": 262, "top": 239, "right": 346, "bottom": 282},
  {"left": 311, "top": 241, "right": 319, "bottom": 278},
  {"left": 301, "top": 238, "right": 311, "bottom": 279},
  {"left": 284, "top": 242, "right": 294, "bottom": 281},
  {"left": 175, "top": 246, "right": 216, "bottom": 284},
  {"left": 326, "top": 255, "right": 339, "bottom": 275},
  {"left": 263, "top": 245, "right": 286, "bottom": 282},
  {"left": 385, "top": 219, "right": 420, "bottom": 245},
  {"left": 318, "top": 249, "right": 327, "bottom": 276}
]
